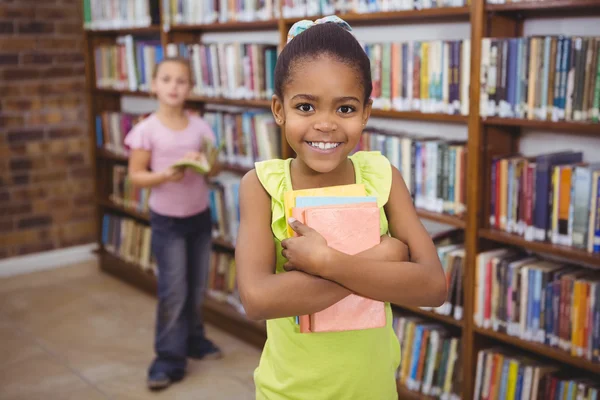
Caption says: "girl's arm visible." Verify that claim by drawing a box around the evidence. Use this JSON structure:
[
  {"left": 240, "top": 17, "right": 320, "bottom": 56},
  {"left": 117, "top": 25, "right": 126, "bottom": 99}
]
[
  {"left": 128, "top": 149, "right": 183, "bottom": 188},
  {"left": 235, "top": 170, "right": 354, "bottom": 321},
  {"left": 284, "top": 166, "right": 447, "bottom": 308}
]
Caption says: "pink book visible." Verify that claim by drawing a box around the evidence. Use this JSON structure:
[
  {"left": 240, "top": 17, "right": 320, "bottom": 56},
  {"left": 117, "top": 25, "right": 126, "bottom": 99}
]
[{"left": 296, "top": 206, "right": 386, "bottom": 333}]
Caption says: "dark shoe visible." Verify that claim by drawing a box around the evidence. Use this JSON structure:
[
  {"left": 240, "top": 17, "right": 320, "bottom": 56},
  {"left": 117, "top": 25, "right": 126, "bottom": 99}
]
[
  {"left": 188, "top": 339, "right": 223, "bottom": 360},
  {"left": 147, "top": 372, "right": 171, "bottom": 391}
]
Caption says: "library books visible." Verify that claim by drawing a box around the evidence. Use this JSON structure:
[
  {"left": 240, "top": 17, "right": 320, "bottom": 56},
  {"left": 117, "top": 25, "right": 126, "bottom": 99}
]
[
  {"left": 204, "top": 110, "right": 281, "bottom": 168},
  {"left": 354, "top": 129, "right": 467, "bottom": 216},
  {"left": 480, "top": 36, "right": 600, "bottom": 123},
  {"left": 209, "top": 174, "right": 241, "bottom": 244},
  {"left": 83, "top": 0, "right": 160, "bottom": 30},
  {"left": 473, "top": 347, "right": 599, "bottom": 400},
  {"left": 110, "top": 165, "right": 151, "bottom": 213},
  {"left": 166, "top": 42, "right": 278, "bottom": 101},
  {"left": 102, "top": 213, "right": 156, "bottom": 274},
  {"left": 94, "top": 35, "right": 163, "bottom": 92},
  {"left": 364, "top": 40, "right": 471, "bottom": 115},
  {"left": 164, "top": 0, "right": 281, "bottom": 25},
  {"left": 95, "top": 111, "right": 147, "bottom": 156},
  {"left": 489, "top": 151, "right": 600, "bottom": 254},
  {"left": 394, "top": 313, "right": 462, "bottom": 399},
  {"left": 207, "top": 251, "right": 245, "bottom": 315},
  {"left": 474, "top": 248, "right": 600, "bottom": 364}
]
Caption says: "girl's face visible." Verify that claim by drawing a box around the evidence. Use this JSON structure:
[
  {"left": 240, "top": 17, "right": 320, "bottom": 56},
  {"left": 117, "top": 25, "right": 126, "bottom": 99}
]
[
  {"left": 274, "top": 55, "right": 371, "bottom": 174},
  {"left": 151, "top": 61, "right": 192, "bottom": 108}
]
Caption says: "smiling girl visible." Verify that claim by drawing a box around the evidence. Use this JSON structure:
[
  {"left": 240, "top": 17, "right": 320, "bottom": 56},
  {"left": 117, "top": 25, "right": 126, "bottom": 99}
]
[{"left": 234, "top": 16, "right": 447, "bottom": 400}]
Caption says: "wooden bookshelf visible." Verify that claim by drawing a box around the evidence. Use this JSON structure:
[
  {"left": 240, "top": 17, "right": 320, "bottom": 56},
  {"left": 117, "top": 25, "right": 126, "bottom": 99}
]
[
  {"left": 86, "top": 25, "right": 161, "bottom": 35},
  {"left": 474, "top": 327, "right": 600, "bottom": 376},
  {"left": 479, "top": 228, "right": 600, "bottom": 268},
  {"left": 84, "top": 2, "right": 600, "bottom": 399}
]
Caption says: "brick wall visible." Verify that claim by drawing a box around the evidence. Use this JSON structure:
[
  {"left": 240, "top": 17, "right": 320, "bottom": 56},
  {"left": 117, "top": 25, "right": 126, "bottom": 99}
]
[{"left": 0, "top": 1, "right": 95, "bottom": 259}]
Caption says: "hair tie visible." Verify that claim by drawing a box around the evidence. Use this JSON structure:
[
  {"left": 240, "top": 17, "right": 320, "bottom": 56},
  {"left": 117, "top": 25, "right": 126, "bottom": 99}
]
[{"left": 286, "top": 15, "right": 353, "bottom": 44}]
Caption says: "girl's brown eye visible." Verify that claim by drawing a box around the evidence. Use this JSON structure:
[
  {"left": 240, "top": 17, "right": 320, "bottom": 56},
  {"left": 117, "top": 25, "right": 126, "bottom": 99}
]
[{"left": 297, "top": 104, "right": 314, "bottom": 112}]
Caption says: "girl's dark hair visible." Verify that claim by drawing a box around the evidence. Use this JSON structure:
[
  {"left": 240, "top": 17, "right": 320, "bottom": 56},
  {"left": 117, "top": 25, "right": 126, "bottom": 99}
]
[{"left": 274, "top": 22, "right": 372, "bottom": 104}]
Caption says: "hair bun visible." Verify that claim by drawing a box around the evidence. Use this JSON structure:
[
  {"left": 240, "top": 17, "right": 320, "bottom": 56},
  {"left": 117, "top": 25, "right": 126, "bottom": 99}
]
[{"left": 286, "top": 15, "right": 353, "bottom": 44}]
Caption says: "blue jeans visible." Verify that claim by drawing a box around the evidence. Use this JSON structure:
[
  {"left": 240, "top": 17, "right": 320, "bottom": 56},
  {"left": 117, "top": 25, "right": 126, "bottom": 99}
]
[{"left": 148, "top": 208, "right": 212, "bottom": 379}]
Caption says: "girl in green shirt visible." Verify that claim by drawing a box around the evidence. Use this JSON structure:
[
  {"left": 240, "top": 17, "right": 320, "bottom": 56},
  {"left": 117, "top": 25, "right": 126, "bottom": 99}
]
[{"left": 235, "top": 16, "right": 448, "bottom": 400}]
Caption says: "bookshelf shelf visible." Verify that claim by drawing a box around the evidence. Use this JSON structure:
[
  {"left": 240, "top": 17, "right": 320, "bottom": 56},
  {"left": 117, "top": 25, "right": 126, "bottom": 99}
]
[
  {"left": 370, "top": 109, "right": 468, "bottom": 123},
  {"left": 486, "top": 0, "right": 600, "bottom": 17},
  {"left": 474, "top": 327, "right": 600, "bottom": 376},
  {"left": 170, "top": 19, "right": 279, "bottom": 32},
  {"left": 416, "top": 209, "right": 466, "bottom": 228},
  {"left": 98, "top": 198, "right": 150, "bottom": 223},
  {"left": 479, "top": 228, "right": 600, "bottom": 268},
  {"left": 96, "top": 148, "right": 128, "bottom": 163},
  {"left": 481, "top": 117, "right": 600, "bottom": 135},
  {"left": 394, "top": 304, "right": 464, "bottom": 328},
  {"left": 282, "top": 7, "right": 471, "bottom": 27},
  {"left": 85, "top": 26, "right": 161, "bottom": 35}
]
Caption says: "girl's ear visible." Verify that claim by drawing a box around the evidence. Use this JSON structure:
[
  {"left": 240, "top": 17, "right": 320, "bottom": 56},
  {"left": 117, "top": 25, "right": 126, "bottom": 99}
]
[
  {"left": 271, "top": 94, "right": 285, "bottom": 125},
  {"left": 361, "top": 98, "right": 373, "bottom": 127}
]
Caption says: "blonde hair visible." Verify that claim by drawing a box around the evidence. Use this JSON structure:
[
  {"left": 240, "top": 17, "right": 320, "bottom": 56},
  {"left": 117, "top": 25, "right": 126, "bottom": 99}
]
[{"left": 152, "top": 56, "right": 194, "bottom": 83}]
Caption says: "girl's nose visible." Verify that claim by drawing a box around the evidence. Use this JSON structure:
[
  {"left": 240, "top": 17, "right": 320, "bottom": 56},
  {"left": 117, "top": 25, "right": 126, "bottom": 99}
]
[{"left": 313, "top": 121, "right": 338, "bottom": 132}]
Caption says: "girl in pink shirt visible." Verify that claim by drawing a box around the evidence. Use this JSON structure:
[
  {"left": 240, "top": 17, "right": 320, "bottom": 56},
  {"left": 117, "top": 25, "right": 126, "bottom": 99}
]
[{"left": 125, "top": 57, "right": 222, "bottom": 391}]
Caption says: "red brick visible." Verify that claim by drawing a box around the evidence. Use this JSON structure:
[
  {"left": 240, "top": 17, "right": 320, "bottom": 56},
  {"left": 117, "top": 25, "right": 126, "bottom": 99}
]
[
  {"left": 70, "top": 166, "right": 92, "bottom": 179},
  {"left": 38, "top": 37, "right": 79, "bottom": 50},
  {"left": 21, "top": 53, "right": 54, "bottom": 64},
  {"left": 11, "top": 187, "right": 46, "bottom": 202},
  {"left": 18, "top": 215, "right": 52, "bottom": 229},
  {"left": 42, "top": 66, "right": 79, "bottom": 79},
  {"left": 0, "top": 115, "right": 25, "bottom": 129},
  {"left": 54, "top": 52, "right": 84, "bottom": 64},
  {"left": 73, "top": 193, "right": 94, "bottom": 207},
  {"left": 35, "top": 7, "right": 71, "bottom": 20},
  {"left": 18, "top": 21, "right": 54, "bottom": 34},
  {"left": 1, "top": 68, "right": 41, "bottom": 81},
  {"left": 0, "top": 6, "right": 34, "bottom": 19},
  {"left": 48, "top": 126, "right": 85, "bottom": 139},
  {"left": 0, "top": 38, "right": 37, "bottom": 51},
  {"left": 0, "top": 219, "right": 13, "bottom": 233},
  {"left": 9, "top": 159, "right": 33, "bottom": 171},
  {"left": 6, "top": 129, "right": 44, "bottom": 144},
  {"left": 32, "top": 170, "right": 68, "bottom": 183},
  {"left": 0, "top": 191, "right": 10, "bottom": 202},
  {"left": 0, "top": 53, "right": 19, "bottom": 65},
  {"left": 0, "top": 21, "right": 14, "bottom": 34},
  {"left": 56, "top": 22, "right": 81, "bottom": 35},
  {"left": 17, "top": 241, "right": 55, "bottom": 255},
  {"left": 3, "top": 98, "right": 42, "bottom": 112},
  {"left": 0, "top": 83, "right": 22, "bottom": 96},
  {"left": 0, "top": 203, "right": 32, "bottom": 217},
  {"left": 11, "top": 174, "right": 30, "bottom": 185}
]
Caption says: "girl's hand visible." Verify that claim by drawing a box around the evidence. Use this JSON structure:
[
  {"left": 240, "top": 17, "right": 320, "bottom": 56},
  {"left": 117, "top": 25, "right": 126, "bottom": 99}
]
[
  {"left": 281, "top": 218, "right": 332, "bottom": 276},
  {"left": 162, "top": 167, "right": 185, "bottom": 182}
]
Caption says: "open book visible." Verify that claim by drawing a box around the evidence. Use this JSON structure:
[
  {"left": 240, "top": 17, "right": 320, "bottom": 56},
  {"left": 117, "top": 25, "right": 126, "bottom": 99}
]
[{"left": 171, "top": 139, "right": 224, "bottom": 175}]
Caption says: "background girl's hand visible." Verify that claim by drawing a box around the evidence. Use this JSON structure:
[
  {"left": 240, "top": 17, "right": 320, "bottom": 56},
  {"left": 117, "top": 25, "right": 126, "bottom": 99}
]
[
  {"left": 281, "top": 218, "right": 332, "bottom": 276},
  {"left": 162, "top": 167, "right": 185, "bottom": 182},
  {"left": 183, "top": 151, "right": 203, "bottom": 161}
]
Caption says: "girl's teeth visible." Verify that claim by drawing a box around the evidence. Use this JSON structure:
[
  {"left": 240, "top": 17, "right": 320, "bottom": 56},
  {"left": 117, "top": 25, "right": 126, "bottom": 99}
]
[{"left": 309, "top": 142, "right": 339, "bottom": 150}]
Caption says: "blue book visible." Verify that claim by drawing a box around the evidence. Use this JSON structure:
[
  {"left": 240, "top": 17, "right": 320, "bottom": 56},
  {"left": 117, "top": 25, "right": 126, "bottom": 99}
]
[{"left": 295, "top": 196, "right": 378, "bottom": 208}]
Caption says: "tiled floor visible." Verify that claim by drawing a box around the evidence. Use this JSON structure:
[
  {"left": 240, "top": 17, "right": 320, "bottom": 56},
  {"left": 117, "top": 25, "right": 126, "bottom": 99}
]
[{"left": 0, "top": 260, "right": 261, "bottom": 399}]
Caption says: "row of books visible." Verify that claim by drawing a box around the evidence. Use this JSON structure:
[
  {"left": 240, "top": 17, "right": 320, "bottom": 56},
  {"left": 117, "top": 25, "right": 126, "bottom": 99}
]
[
  {"left": 207, "top": 251, "right": 244, "bottom": 315},
  {"left": 101, "top": 213, "right": 157, "bottom": 274},
  {"left": 165, "top": 42, "right": 278, "bottom": 101},
  {"left": 164, "top": 0, "right": 281, "bottom": 25},
  {"left": 394, "top": 313, "right": 462, "bottom": 399},
  {"left": 490, "top": 151, "right": 600, "bottom": 254},
  {"left": 473, "top": 347, "right": 599, "bottom": 400},
  {"left": 475, "top": 248, "right": 600, "bottom": 364},
  {"left": 364, "top": 40, "right": 471, "bottom": 115},
  {"left": 95, "top": 111, "right": 146, "bottom": 156},
  {"left": 209, "top": 175, "right": 241, "bottom": 244},
  {"left": 110, "top": 165, "right": 150, "bottom": 214},
  {"left": 480, "top": 36, "right": 600, "bottom": 123},
  {"left": 95, "top": 36, "right": 163, "bottom": 92},
  {"left": 204, "top": 110, "right": 281, "bottom": 168},
  {"left": 354, "top": 129, "right": 467, "bottom": 216},
  {"left": 83, "top": 0, "right": 160, "bottom": 30},
  {"left": 281, "top": 0, "right": 470, "bottom": 18}
]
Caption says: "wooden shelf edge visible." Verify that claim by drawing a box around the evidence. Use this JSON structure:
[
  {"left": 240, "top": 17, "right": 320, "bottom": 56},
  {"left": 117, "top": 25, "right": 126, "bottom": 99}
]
[
  {"left": 396, "top": 381, "right": 439, "bottom": 400},
  {"left": 393, "top": 304, "right": 463, "bottom": 328},
  {"left": 486, "top": 0, "right": 600, "bottom": 14},
  {"left": 370, "top": 108, "right": 468, "bottom": 123},
  {"left": 416, "top": 209, "right": 466, "bottom": 228},
  {"left": 169, "top": 19, "right": 279, "bottom": 32},
  {"left": 283, "top": 7, "right": 471, "bottom": 26},
  {"left": 85, "top": 25, "right": 161, "bottom": 35},
  {"left": 474, "top": 327, "right": 600, "bottom": 376},
  {"left": 481, "top": 117, "right": 600, "bottom": 134},
  {"left": 479, "top": 228, "right": 600, "bottom": 268}
]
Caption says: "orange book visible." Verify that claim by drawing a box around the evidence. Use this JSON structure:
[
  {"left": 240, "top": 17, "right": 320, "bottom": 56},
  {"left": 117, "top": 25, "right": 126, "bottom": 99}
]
[{"left": 298, "top": 205, "right": 385, "bottom": 333}]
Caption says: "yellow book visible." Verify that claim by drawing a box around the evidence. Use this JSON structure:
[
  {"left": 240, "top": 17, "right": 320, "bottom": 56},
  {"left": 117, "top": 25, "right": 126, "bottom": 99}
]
[
  {"left": 283, "top": 183, "right": 366, "bottom": 237},
  {"left": 506, "top": 358, "right": 520, "bottom": 400}
]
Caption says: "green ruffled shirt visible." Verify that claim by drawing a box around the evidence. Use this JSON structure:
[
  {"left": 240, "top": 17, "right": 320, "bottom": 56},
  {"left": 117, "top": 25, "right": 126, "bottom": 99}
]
[{"left": 253, "top": 151, "right": 401, "bottom": 400}]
